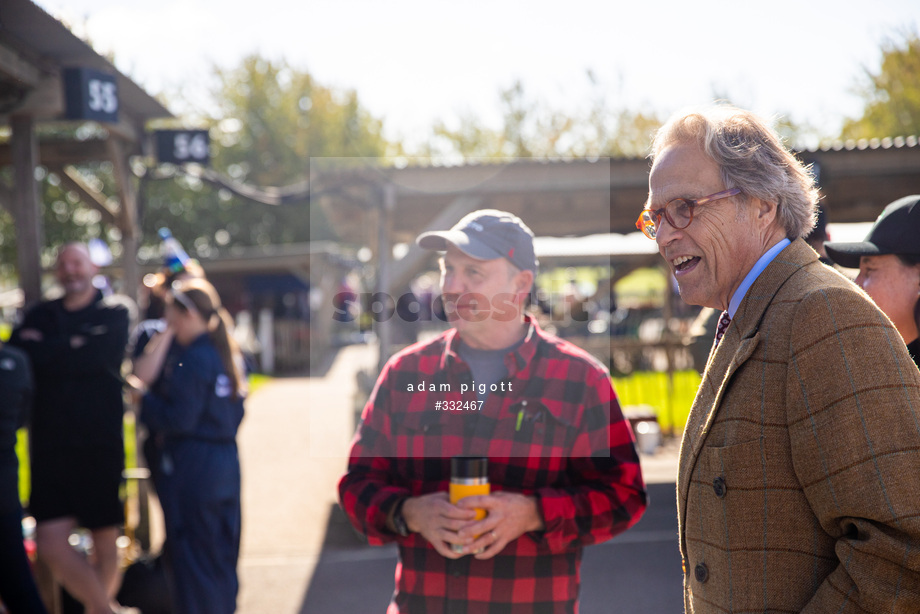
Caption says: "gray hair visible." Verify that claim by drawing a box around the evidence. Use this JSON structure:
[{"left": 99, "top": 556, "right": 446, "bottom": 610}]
[{"left": 650, "top": 105, "right": 820, "bottom": 240}]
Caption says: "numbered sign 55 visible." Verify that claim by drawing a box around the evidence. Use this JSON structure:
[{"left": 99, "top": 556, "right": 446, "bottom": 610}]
[
  {"left": 63, "top": 67, "right": 119, "bottom": 123},
  {"left": 155, "top": 130, "right": 211, "bottom": 166}
]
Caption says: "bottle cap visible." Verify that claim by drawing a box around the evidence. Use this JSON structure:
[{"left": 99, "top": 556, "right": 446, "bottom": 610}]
[
  {"left": 158, "top": 227, "right": 190, "bottom": 274},
  {"left": 451, "top": 456, "right": 488, "bottom": 480}
]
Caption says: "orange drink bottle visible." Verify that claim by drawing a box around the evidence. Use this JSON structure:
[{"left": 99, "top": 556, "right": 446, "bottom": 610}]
[{"left": 450, "top": 456, "right": 489, "bottom": 553}]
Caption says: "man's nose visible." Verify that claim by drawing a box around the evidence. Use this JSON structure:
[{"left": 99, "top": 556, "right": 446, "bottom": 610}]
[
  {"left": 441, "top": 273, "right": 463, "bottom": 294},
  {"left": 655, "top": 219, "right": 680, "bottom": 250}
]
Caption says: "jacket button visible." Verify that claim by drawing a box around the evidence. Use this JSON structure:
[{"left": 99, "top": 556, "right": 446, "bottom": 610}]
[
  {"left": 694, "top": 563, "right": 709, "bottom": 583},
  {"left": 713, "top": 476, "right": 727, "bottom": 498}
]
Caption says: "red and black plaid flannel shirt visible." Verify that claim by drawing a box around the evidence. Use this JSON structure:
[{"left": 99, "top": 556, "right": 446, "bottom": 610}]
[{"left": 338, "top": 316, "right": 647, "bottom": 614}]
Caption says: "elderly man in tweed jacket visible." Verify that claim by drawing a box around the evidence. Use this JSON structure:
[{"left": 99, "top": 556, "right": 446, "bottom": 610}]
[{"left": 637, "top": 105, "right": 920, "bottom": 612}]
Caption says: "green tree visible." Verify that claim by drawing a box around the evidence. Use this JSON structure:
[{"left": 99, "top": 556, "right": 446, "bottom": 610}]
[
  {"left": 842, "top": 32, "right": 920, "bottom": 139},
  {"left": 0, "top": 156, "right": 118, "bottom": 279},
  {"left": 420, "top": 74, "right": 662, "bottom": 160},
  {"left": 140, "top": 55, "right": 391, "bottom": 255}
]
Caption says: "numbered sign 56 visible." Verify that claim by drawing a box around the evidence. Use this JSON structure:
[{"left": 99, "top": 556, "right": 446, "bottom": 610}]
[
  {"left": 155, "top": 130, "right": 211, "bottom": 165},
  {"left": 63, "top": 67, "right": 119, "bottom": 123}
]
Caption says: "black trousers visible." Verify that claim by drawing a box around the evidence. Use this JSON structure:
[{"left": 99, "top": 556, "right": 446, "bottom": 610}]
[{"left": 0, "top": 505, "right": 48, "bottom": 614}]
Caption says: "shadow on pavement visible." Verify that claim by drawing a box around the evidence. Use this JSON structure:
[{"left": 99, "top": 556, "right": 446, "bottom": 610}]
[
  {"left": 298, "top": 503, "right": 396, "bottom": 614},
  {"left": 580, "top": 482, "right": 683, "bottom": 613},
  {"left": 304, "top": 345, "right": 341, "bottom": 378},
  {"left": 298, "top": 483, "right": 682, "bottom": 613}
]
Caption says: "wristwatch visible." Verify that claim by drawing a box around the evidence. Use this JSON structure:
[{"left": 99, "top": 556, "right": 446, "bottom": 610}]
[{"left": 391, "top": 498, "right": 410, "bottom": 537}]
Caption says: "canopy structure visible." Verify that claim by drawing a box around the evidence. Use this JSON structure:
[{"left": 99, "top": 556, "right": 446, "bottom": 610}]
[
  {"left": 312, "top": 141, "right": 920, "bottom": 370},
  {"left": 0, "top": 0, "right": 172, "bottom": 307},
  {"left": 316, "top": 141, "right": 920, "bottom": 244}
]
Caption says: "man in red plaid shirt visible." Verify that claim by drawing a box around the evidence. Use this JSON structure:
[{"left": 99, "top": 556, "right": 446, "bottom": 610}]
[{"left": 339, "top": 209, "right": 647, "bottom": 613}]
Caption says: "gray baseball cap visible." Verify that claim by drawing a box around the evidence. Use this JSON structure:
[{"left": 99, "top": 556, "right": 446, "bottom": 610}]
[{"left": 417, "top": 209, "right": 538, "bottom": 273}]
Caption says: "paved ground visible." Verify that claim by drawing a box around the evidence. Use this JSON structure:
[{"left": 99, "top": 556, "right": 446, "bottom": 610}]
[{"left": 234, "top": 344, "right": 685, "bottom": 614}]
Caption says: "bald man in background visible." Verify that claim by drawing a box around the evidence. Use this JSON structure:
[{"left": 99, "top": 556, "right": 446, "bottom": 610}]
[{"left": 11, "top": 243, "right": 132, "bottom": 614}]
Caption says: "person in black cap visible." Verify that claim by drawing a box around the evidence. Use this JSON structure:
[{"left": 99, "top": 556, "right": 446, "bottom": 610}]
[
  {"left": 825, "top": 194, "right": 920, "bottom": 368},
  {"left": 339, "top": 209, "right": 647, "bottom": 613}
]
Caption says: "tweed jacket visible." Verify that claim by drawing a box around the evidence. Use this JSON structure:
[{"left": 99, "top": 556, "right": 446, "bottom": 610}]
[{"left": 678, "top": 239, "right": 920, "bottom": 613}]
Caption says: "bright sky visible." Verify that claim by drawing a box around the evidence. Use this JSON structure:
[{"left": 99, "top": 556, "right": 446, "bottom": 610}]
[{"left": 34, "top": 0, "right": 919, "bottom": 149}]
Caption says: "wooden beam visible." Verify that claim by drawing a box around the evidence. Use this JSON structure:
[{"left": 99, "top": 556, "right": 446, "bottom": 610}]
[
  {"left": 12, "top": 74, "right": 64, "bottom": 119},
  {"left": 10, "top": 115, "right": 45, "bottom": 308},
  {"left": 48, "top": 164, "right": 119, "bottom": 227},
  {"left": 104, "top": 115, "right": 144, "bottom": 147},
  {"left": 0, "top": 138, "right": 110, "bottom": 167},
  {"left": 0, "top": 45, "right": 42, "bottom": 87}
]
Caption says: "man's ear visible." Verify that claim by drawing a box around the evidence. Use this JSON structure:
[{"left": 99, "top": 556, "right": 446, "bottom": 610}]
[
  {"left": 756, "top": 197, "right": 777, "bottom": 219},
  {"left": 752, "top": 197, "right": 780, "bottom": 227},
  {"left": 515, "top": 270, "right": 535, "bottom": 298}
]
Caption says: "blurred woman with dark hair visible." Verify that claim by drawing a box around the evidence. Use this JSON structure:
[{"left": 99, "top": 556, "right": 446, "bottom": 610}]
[
  {"left": 129, "top": 278, "right": 245, "bottom": 613},
  {"left": 130, "top": 259, "right": 206, "bottom": 495}
]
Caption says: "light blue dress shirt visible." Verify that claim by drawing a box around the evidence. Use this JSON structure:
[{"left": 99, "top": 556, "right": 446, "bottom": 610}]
[{"left": 727, "top": 238, "right": 791, "bottom": 318}]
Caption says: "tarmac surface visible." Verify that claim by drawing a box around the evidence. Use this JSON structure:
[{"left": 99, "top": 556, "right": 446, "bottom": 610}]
[{"left": 234, "top": 343, "right": 685, "bottom": 614}]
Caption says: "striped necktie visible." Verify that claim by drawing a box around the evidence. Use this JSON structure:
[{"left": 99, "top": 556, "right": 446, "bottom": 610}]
[{"left": 714, "top": 310, "right": 732, "bottom": 346}]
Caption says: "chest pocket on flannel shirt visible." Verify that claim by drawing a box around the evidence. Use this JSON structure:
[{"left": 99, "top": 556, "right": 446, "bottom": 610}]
[
  {"left": 501, "top": 399, "right": 578, "bottom": 459},
  {"left": 391, "top": 409, "right": 463, "bottom": 458}
]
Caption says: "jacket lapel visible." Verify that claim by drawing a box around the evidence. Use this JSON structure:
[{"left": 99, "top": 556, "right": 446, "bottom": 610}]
[
  {"left": 677, "top": 239, "right": 819, "bottom": 552},
  {"left": 677, "top": 330, "right": 760, "bottom": 527}
]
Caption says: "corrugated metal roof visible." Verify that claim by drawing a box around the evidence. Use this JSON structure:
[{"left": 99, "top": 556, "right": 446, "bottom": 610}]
[{"left": 805, "top": 135, "right": 919, "bottom": 153}]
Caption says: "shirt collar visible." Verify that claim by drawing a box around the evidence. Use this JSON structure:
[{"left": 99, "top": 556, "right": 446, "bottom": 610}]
[
  {"left": 728, "top": 238, "right": 791, "bottom": 318},
  {"left": 440, "top": 315, "right": 541, "bottom": 378}
]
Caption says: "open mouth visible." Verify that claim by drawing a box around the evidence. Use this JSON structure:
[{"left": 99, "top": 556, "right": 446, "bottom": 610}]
[{"left": 671, "top": 255, "right": 700, "bottom": 273}]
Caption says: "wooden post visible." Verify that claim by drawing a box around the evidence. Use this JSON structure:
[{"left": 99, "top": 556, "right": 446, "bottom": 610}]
[
  {"left": 10, "top": 114, "right": 44, "bottom": 309},
  {"left": 107, "top": 136, "right": 149, "bottom": 553},
  {"left": 107, "top": 137, "right": 140, "bottom": 305}
]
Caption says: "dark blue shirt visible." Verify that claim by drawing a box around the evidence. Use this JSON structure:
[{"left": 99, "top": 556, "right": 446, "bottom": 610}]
[{"left": 141, "top": 334, "right": 244, "bottom": 443}]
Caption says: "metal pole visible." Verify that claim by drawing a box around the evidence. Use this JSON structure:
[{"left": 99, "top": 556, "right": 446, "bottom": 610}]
[
  {"left": 661, "top": 262, "right": 676, "bottom": 437},
  {"left": 376, "top": 183, "right": 396, "bottom": 375}
]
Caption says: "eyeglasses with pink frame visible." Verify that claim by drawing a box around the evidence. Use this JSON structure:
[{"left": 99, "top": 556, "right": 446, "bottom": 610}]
[{"left": 636, "top": 188, "right": 742, "bottom": 239}]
